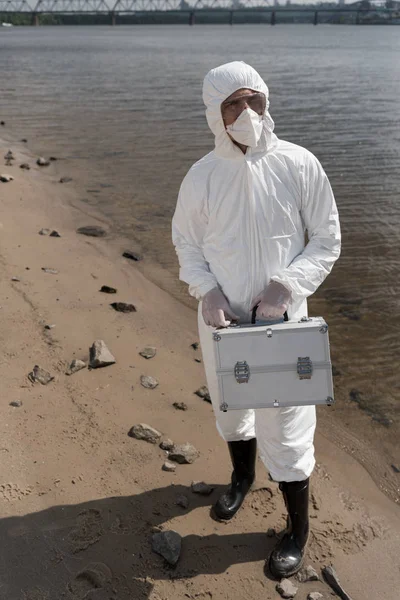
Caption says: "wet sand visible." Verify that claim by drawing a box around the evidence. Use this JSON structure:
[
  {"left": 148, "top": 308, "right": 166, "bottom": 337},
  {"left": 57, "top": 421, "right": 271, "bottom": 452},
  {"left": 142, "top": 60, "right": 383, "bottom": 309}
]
[{"left": 0, "top": 138, "right": 399, "bottom": 599}]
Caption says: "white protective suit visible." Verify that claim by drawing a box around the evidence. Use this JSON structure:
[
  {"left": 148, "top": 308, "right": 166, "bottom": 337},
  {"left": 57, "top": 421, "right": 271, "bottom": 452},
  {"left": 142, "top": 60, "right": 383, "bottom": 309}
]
[{"left": 172, "top": 62, "right": 341, "bottom": 482}]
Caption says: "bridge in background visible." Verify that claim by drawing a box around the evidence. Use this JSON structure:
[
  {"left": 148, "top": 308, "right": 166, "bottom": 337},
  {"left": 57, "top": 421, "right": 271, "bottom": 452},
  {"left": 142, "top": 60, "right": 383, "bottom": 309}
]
[{"left": 0, "top": 0, "right": 397, "bottom": 25}]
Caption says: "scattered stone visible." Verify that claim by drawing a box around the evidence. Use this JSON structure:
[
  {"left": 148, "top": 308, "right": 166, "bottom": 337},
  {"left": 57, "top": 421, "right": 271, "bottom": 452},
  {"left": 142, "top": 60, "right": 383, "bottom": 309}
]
[
  {"left": 140, "top": 375, "right": 158, "bottom": 389},
  {"left": 162, "top": 461, "right": 176, "bottom": 472},
  {"left": 39, "top": 228, "right": 51, "bottom": 235},
  {"left": 195, "top": 358, "right": 202, "bottom": 363},
  {"left": 44, "top": 324, "right": 56, "bottom": 330},
  {"left": 308, "top": 593, "right": 324, "bottom": 600},
  {"left": 0, "top": 121, "right": 5, "bottom": 126},
  {"left": 42, "top": 267, "right": 59, "bottom": 274},
  {"left": 160, "top": 439, "right": 174, "bottom": 451},
  {"left": 59, "top": 176, "right": 73, "bottom": 183},
  {"left": 28, "top": 365, "right": 54, "bottom": 385},
  {"left": 66, "top": 359, "right": 86, "bottom": 376},
  {"left": 20, "top": 138, "right": 27, "bottom": 142},
  {"left": 49, "top": 230, "right": 61, "bottom": 238},
  {"left": 0, "top": 174, "right": 13, "bottom": 182},
  {"left": 89, "top": 340, "right": 116, "bottom": 368},
  {"left": 322, "top": 565, "right": 353, "bottom": 600},
  {"left": 10, "top": 400, "right": 23, "bottom": 408},
  {"left": 276, "top": 578, "right": 298, "bottom": 598},
  {"left": 5, "top": 150, "right": 15, "bottom": 161},
  {"left": 20, "top": 163, "right": 30, "bottom": 170},
  {"left": 151, "top": 530, "right": 181, "bottom": 566},
  {"left": 266, "top": 528, "right": 276, "bottom": 538},
  {"left": 100, "top": 285, "right": 117, "bottom": 294},
  {"left": 49, "top": 156, "right": 57, "bottom": 161},
  {"left": 77, "top": 225, "right": 107, "bottom": 238},
  {"left": 191, "top": 481, "right": 214, "bottom": 496},
  {"left": 37, "top": 157, "right": 50, "bottom": 166},
  {"left": 173, "top": 402, "right": 188, "bottom": 411},
  {"left": 191, "top": 342, "right": 199, "bottom": 350},
  {"left": 176, "top": 494, "right": 189, "bottom": 509},
  {"left": 195, "top": 386, "right": 211, "bottom": 403},
  {"left": 168, "top": 443, "right": 199, "bottom": 464},
  {"left": 139, "top": 347, "right": 156, "bottom": 359},
  {"left": 11, "top": 277, "right": 20, "bottom": 282},
  {"left": 122, "top": 250, "right": 141, "bottom": 262},
  {"left": 297, "top": 565, "right": 320, "bottom": 583},
  {"left": 391, "top": 464, "right": 400, "bottom": 473},
  {"left": 128, "top": 423, "right": 162, "bottom": 444},
  {"left": 110, "top": 302, "right": 136, "bottom": 313}
]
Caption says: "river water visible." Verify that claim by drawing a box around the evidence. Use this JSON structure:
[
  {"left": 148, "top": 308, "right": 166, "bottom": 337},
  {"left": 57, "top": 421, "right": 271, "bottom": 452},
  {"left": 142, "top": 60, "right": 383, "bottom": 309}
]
[{"left": 1, "top": 25, "right": 399, "bottom": 484}]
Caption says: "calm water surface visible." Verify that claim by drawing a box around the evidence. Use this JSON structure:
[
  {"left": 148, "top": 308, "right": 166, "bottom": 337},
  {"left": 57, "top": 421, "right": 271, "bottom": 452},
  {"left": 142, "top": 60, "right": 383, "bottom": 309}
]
[{"left": 1, "top": 25, "right": 399, "bottom": 467}]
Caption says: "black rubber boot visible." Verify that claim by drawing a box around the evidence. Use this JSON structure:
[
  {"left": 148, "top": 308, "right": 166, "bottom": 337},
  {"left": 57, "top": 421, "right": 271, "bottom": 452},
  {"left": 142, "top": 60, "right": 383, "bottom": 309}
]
[
  {"left": 213, "top": 438, "right": 257, "bottom": 520},
  {"left": 268, "top": 478, "right": 310, "bottom": 579}
]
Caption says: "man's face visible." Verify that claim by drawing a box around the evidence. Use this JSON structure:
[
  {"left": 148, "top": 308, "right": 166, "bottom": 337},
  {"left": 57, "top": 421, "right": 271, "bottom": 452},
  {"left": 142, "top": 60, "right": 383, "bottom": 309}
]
[{"left": 221, "top": 88, "right": 266, "bottom": 127}]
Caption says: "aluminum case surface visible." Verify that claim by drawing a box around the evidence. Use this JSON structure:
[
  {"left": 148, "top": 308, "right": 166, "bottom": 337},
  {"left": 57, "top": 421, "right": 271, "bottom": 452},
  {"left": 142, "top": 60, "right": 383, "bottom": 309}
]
[{"left": 213, "top": 317, "right": 334, "bottom": 411}]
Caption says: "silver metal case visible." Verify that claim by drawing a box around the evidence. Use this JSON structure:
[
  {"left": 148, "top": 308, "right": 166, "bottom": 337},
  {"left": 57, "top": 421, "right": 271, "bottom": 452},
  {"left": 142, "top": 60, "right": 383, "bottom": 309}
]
[{"left": 213, "top": 317, "right": 334, "bottom": 411}]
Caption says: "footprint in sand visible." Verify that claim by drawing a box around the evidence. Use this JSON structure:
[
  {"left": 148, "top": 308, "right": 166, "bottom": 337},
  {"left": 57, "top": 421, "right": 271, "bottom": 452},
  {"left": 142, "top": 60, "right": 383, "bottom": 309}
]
[
  {"left": 68, "top": 562, "right": 114, "bottom": 600},
  {"left": 248, "top": 487, "right": 276, "bottom": 516},
  {"left": 66, "top": 508, "right": 104, "bottom": 554}
]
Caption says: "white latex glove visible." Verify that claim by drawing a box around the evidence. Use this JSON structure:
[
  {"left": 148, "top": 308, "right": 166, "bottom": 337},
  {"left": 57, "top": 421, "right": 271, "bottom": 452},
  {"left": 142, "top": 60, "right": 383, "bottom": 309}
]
[
  {"left": 202, "top": 287, "right": 239, "bottom": 328},
  {"left": 252, "top": 280, "right": 291, "bottom": 321}
]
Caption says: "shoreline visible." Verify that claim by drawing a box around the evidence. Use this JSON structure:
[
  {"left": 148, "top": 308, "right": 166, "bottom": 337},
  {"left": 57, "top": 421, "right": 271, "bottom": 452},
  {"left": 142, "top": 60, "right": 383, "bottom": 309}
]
[{"left": 0, "top": 135, "right": 399, "bottom": 598}]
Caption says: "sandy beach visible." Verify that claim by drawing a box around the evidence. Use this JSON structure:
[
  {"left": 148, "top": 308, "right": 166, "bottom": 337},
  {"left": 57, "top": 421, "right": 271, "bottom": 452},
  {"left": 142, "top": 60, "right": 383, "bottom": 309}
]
[{"left": 0, "top": 137, "right": 399, "bottom": 600}]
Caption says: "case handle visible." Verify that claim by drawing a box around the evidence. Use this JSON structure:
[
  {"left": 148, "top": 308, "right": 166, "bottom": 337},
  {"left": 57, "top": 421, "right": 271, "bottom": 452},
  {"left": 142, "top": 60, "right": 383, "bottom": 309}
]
[{"left": 251, "top": 305, "right": 288, "bottom": 325}]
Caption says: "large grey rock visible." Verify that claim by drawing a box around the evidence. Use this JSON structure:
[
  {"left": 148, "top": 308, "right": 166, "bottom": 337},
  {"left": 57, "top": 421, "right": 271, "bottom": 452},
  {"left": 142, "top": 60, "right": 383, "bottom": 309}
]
[
  {"left": 276, "top": 579, "right": 298, "bottom": 599},
  {"left": 191, "top": 481, "right": 214, "bottom": 496},
  {"left": 140, "top": 375, "right": 158, "bottom": 389},
  {"left": 297, "top": 565, "right": 320, "bottom": 583},
  {"left": 139, "top": 347, "right": 156, "bottom": 359},
  {"left": 77, "top": 225, "right": 107, "bottom": 238},
  {"left": 37, "top": 157, "right": 50, "bottom": 166},
  {"left": 128, "top": 423, "right": 162, "bottom": 444},
  {"left": 308, "top": 593, "right": 324, "bottom": 600},
  {"left": 0, "top": 174, "right": 13, "bottom": 182},
  {"left": 28, "top": 365, "right": 54, "bottom": 385},
  {"left": 168, "top": 443, "right": 199, "bottom": 464},
  {"left": 194, "top": 386, "right": 211, "bottom": 403},
  {"left": 151, "top": 530, "right": 181, "bottom": 566},
  {"left": 66, "top": 359, "right": 86, "bottom": 376},
  {"left": 89, "top": 340, "right": 116, "bottom": 369}
]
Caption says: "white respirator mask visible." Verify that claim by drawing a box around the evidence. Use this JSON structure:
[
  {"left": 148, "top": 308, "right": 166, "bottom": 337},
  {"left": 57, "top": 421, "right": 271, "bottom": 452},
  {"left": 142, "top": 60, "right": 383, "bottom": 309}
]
[{"left": 226, "top": 108, "right": 264, "bottom": 148}]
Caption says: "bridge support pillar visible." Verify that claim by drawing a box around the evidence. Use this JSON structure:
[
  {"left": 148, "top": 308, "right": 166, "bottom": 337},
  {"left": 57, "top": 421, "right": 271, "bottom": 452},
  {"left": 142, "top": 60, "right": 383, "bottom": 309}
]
[
  {"left": 110, "top": 11, "right": 116, "bottom": 25},
  {"left": 271, "top": 10, "right": 276, "bottom": 25},
  {"left": 189, "top": 11, "right": 195, "bottom": 25},
  {"left": 313, "top": 10, "right": 318, "bottom": 25},
  {"left": 31, "top": 12, "right": 39, "bottom": 26}
]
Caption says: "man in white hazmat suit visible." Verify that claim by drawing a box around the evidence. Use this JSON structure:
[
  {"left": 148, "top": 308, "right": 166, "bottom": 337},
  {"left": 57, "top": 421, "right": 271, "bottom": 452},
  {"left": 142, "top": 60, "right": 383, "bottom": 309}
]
[{"left": 172, "top": 61, "right": 341, "bottom": 579}]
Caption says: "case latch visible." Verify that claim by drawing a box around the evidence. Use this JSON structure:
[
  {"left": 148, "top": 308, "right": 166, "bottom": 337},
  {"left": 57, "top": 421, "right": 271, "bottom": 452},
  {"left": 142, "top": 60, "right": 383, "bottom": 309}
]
[
  {"left": 297, "top": 357, "right": 313, "bottom": 380},
  {"left": 234, "top": 361, "right": 250, "bottom": 384}
]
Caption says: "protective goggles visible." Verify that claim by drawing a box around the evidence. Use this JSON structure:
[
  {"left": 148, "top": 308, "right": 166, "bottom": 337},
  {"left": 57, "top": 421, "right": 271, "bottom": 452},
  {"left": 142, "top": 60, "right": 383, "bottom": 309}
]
[{"left": 221, "top": 92, "right": 266, "bottom": 119}]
